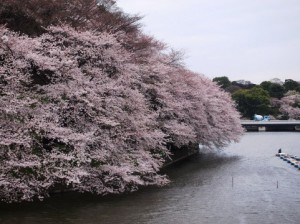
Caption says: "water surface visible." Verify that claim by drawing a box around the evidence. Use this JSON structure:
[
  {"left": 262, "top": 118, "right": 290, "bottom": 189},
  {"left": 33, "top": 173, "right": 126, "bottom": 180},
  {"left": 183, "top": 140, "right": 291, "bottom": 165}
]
[{"left": 1, "top": 132, "right": 300, "bottom": 224}]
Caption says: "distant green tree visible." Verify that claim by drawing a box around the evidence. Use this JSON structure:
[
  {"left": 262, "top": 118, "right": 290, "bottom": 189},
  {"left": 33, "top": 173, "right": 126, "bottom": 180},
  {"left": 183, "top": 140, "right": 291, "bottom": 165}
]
[
  {"left": 213, "top": 76, "right": 231, "bottom": 89},
  {"left": 232, "top": 87, "right": 270, "bottom": 118},
  {"left": 269, "top": 83, "right": 285, "bottom": 98},
  {"left": 260, "top": 81, "right": 284, "bottom": 98},
  {"left": 260, "top": 81, "right": 272, "bottom": 92},
  {"left": 283, "top": 79, "right": 300, "bottom": 92}
]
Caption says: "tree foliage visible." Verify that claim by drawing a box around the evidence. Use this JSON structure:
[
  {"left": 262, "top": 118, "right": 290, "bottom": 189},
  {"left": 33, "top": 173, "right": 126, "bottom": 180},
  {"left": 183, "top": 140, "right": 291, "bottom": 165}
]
[
  {"left": 0, "top": 0, "right": 137, "bottom": 34},
  {"left": 213, "top": 76, "right": 300, "bottom": 118},
  {"left": 0, "top": 1, "right": 243, "bottom": 203},
  {"left": 212, "top": 76, "right": 231, "bottom": 89},
  {"left": 260, "top": 81, "right": 272, "bottom": 91},
  {"left": 232, "top": 87, "right": 270, "bottom": 118},
  {"left": 260, "top": 81, "right": 285, "bottom": 99},
  {"left": 283, "top": 79, "right": 300, "bottom": 92}
]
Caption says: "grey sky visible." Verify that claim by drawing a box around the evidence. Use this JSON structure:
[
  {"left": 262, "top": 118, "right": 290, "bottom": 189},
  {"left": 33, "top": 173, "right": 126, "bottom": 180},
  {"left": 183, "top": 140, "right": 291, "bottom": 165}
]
[{"left": 117, "top": 0, "right": 300, "bottom": 84}]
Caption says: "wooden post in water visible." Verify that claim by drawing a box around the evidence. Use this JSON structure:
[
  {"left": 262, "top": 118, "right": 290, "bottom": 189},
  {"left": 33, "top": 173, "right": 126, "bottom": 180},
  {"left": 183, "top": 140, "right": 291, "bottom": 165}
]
[{"left": 232, "top": 176, "right": 234, "bottom": 188}]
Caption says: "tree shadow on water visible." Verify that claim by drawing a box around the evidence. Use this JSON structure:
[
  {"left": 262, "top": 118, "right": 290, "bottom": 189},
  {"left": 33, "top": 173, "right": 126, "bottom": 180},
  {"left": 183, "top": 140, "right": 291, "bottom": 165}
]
[{"left": 0, "top": 151, "right": 241, "bottom": 223}]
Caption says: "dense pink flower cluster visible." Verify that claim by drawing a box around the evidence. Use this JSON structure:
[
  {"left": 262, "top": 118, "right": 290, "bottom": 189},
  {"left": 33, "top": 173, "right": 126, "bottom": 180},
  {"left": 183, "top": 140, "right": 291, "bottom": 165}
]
[
  {"left": 0, "top": 2, "right": 243, "bottom": 203},
  {"left": 279, "top": 93, "right": 300, "bottom": 119}
]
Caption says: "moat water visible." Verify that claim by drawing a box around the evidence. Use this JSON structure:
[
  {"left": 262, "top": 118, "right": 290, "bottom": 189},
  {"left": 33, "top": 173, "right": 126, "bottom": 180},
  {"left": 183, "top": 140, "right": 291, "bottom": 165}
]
[{"left": 1, "top": 132, "right": 300, "bottom": 224}]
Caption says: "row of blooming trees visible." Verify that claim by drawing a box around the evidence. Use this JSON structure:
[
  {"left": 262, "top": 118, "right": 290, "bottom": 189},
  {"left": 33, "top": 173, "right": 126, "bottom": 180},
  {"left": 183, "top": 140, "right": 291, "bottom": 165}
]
[{"left": 0, "top": 0, "right": 243, "bottom": 203}]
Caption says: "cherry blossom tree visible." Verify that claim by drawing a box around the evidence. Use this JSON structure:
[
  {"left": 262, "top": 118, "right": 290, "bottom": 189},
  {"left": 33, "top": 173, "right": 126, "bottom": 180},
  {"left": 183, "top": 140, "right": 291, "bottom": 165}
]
[
  {"left": 279, "top": 93, "right": 300, "bottom": 119},
  {"left": 0, "top": 26, "right": 170, "bottom": 202},
  {"left": 131, "top": 43, "right": 243, "bottom": 148},
  {"left": 0, "top": 0, "right": 243, "bottom": 203}
]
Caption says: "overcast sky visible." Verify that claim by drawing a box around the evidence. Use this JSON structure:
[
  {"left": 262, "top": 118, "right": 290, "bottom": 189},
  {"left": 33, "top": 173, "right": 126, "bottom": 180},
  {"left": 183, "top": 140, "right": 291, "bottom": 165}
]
[{"left": 117, "top": 0, "right": 300, "bottom": 84}]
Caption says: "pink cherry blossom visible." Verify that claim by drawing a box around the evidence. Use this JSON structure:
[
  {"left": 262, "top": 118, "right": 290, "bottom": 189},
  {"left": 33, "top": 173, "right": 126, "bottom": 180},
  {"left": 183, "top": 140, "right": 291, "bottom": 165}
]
[{"left": 0, "top": 5, "right": 243, "bottom": 203}]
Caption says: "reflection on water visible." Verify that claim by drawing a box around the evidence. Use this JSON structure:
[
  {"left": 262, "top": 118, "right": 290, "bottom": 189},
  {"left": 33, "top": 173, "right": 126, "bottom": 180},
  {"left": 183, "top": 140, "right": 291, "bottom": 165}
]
[{"left": 1, "top": 132, "right": 300, "bottom": 224}]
